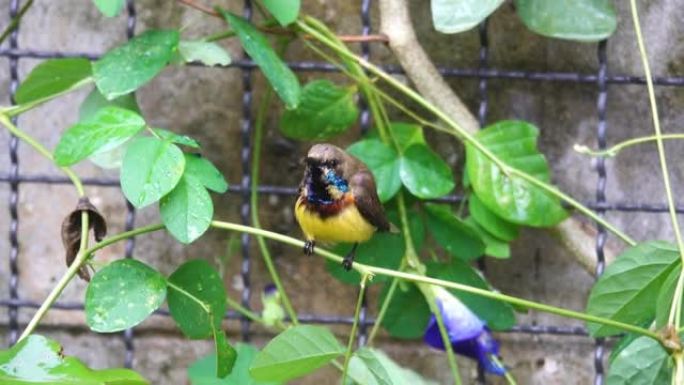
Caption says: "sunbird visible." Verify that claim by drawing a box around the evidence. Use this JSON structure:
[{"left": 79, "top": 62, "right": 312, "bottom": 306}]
[{"left": 295, "top": 143, "right": 390, "bottom": 270}]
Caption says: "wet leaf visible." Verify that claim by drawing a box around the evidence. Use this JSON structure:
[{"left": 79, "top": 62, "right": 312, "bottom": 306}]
[
  {"left": 606, "top": 336, "right": 671, "bottom": 385},
  {"left": 93, "top": 29, "right": 179, "bottom": 99},
  {"left": 347, "top": 139, "right": 401, "bottom": 202},
  {"left": 468, "top": 194, "right": 518, "bottom": 242},
  {"left": 153, "top": 128, "right": 200, "bottom": 148},
  {"left": 85, "top": 259, "right": 166, "bottom": 332},
  {"left": 279, "top": 80, "right": 358, "bottom": 140},
  {"left": 515, "top": 0, "right": 617, "bottom": 42},
  {"left": 249, "top": 325, "right": 344, "bottom": 382},
  {"left": 15, "top": 58, "right": 92, "bottom": 104},
  {"left": 184, "top": 154, "right": 228, "bottom": 193},
  {"left": 0, "top": 334, "right": 148, "bottom": 384},
  {"left": 427, "top": 261, "right": 516, "bottom": 330},
  {"left": 61, "top": 197, "right": 107, "bottom": 281},
  {"left": 465, "top": 120, "right": 567, "bottom": 227},
  {"left": 214, "top": 330, "right": 238, "bottom": 378},
  {"left": 120, "top": 137, "right": 185, "bottom": 208},
  {"left": 586, "top": 241, "right": 679, "bottom": 337},
  {"left": 160, "top": 174, "right": 214, "bottom": 244},
  {"left": 54, "top": 106, "right": 146, "bottom": 166},
  {"left": 79, "top": 87, "right": 141, "bottom": 121},
  {"left": 432, "top": 0, "right": 504, "bottom": 34},
  {"left": 178, "top": 40, "right": 231, "bottom": 67},
  {"left": 424, "top": 204, "right": 485, "bottom": 261},
  {"left": 167, "top": 259, "right": 226, "bottom": 339},
  {"left": 399, "top": 143, "right": 454, "bottom": 199},
  {"left": 93, "top": 0, "right": 125, "bottom": 17},
  {"left": 189, "top": 343, "right": 280, "bottom": 385},
  {"left": 379, "top": 281, "right": 431, "bottom": 339},
  {"left": 262, "top": 0, "right": 300, "bottom": 26},
  {"left": 220, "top": 11, "right": 300, "bottom": 109}
]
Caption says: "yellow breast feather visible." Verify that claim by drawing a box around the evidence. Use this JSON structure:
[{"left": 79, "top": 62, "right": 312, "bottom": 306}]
[{"left": 295, "top": 196, "right": 376, "bottom": 244}]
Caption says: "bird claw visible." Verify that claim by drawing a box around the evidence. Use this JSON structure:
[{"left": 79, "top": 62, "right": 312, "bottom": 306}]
[
  {"left": 303, "top": 240, "right": 315, "bottom": 256},
  {"left": 342, "top": 257, "right": 353, "bottom": 271}
]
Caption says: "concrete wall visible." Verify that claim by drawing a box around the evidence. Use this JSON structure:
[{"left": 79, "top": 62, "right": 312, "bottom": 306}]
[{"left": 0, "top": 0, "right": 683, "bottom": 384}]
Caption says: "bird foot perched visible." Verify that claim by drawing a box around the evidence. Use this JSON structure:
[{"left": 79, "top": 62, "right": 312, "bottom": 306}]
[{"left": 294, "top": 144, "right": 389, "bottom": 272}]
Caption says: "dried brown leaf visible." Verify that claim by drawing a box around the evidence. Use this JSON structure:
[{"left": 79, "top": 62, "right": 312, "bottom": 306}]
[{"left": 61, "top": 197, "right": 107, "bottom": 281}]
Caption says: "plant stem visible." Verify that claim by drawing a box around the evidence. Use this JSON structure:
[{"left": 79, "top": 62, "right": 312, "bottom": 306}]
[
  {"left": 492, "top": 356, "right": 518, "bottom": 385},
  {"left": 250, "top": 79, "right": 299, "bottom": 326},
  {"left": 226, "top": 296, "right": 265, "bottom": 325},
  {"left": 341, "top": 274, "right": 369, "bottom": 384},
  {"left": 422, "top": 285, "right": 462, "bottom": 385},
  {"left": 367, "top": 274, "right": 400, "bottom": 345},
  {"left": 0, "top": 114, "right": 85, "bottom": 196},
  {"left": 297, "top": 18, "right": 636, "bottom": 247},
  {"left": 574, "top": 134, "right": 684, "bottom": 157},
  {"left": 0, "top": 0, "right": 33, "bottom": 46},
  {"left": 630, "top": 0, "right": 684, "bottom": 329},
  {"left": 2, "top": 77, "right": 93, "bottom": 118}
]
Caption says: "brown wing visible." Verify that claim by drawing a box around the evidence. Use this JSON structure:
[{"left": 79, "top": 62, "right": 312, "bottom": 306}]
[{"left": 349, "top": 171, "right": 390, "bottom": 232}]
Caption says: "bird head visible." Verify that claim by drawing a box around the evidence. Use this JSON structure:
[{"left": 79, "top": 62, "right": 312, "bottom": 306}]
[{"left": 302, "top": 144, "right": 352, "bottom": 202}]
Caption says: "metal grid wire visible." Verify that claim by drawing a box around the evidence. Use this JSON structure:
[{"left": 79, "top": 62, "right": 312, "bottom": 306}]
[{"left": 1, "top": 0, "right": 684, "bottom": 383}]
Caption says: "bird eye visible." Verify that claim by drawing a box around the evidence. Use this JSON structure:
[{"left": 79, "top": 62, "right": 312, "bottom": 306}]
[{"left": 328, "top": 159, "right": 338, "bottom": 167}]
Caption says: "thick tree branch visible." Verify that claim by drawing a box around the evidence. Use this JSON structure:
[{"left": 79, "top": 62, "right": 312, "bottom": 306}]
[{"left": 378, "top": 0, "right": 619, "bottom": 274}]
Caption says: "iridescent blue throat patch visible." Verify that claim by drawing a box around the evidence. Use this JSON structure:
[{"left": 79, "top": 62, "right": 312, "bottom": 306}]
[{"left": 325, "top": 170, "right": 349, "bottom": 193}]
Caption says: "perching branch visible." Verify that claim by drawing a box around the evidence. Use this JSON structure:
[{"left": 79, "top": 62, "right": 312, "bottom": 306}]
[{"left": 377, "top": 0, "right": 620, "bottom": 274}]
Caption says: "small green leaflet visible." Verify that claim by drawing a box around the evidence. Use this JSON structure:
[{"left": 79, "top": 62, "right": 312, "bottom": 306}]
[
  {"left": 153, "top": 128, "right": 201, "bottom": 148},
  {"left": 93, "top": 29, "right": 180, "bottom": 99},
  {"left": 465, "top": 120, "right": 567, "bottom": 227},
  {"left": 220, "top": 11, "right": 301, "bottom": 109},
  {"left": 464, "top": 217, "right": 510, "bottom": 259},
  {"left": 79, "top": 87, "right": 141, "bottom": 121},
  {"left": 262, "top": 0, "right": 300, "bottom": 26},
  {"left": 389, "top": 122, "right": 426, "bottom": 153},
  {"left": 184, "top": 154, "right": 228, "bottom": 193},
  {"left": 178, "top": 40, "right": 231, "bottom": 67},
  {"left": 167, "top": 259, "right": 227, "bottom": 339},
  {"left": 120, "top": 137, "right": 185, "bottom": 208},
  {"left": 249, "top": 325, "right": 344, "bottom": 382},
  {"left": 160, "top": 174, "right": 214, "bottom": 244},
  {"left": 93, "top": 0, "right": 125, "bottom": 17},
  {"left": 279, "top": 80, "right": 358, "bottom": 140},
  {"left": 431, "top": 0, "right": 504, "bottom": 34},
  {"left": 15, "top": 58, "right": 92, "bottom": 104},
  {"left": 399, "top": 143, "right": 454, "bottom": 199},
  {"left": 214, "top": 330, "right": 238, "bottom": 378},
  {"left": 54, "top": 106, "right": 145, "bottom": 166},
  {"left": 379, "top": 282, "right": 431, "bottom": 339},
  {"left": 468, "top": 194, "right": 519, "bottom": 242},
  {"left": 586, "top": 241, "right": 679, "bottom": 337},
  {"left": 424, "top": 204, "right": 485, "bottom": 261},
  {"left": 85, "top": 259, "right": 167, "bottom": 333},
  {"left": 347, "top": 139, "right": 401, "bottom": 202},
  {"left": 515, "top": 0, "right": 617, "bottom": 42},
  {"left": 655, "top": 266, "right": 681, "bottom": 328},
  {"left": 0, "top": 334, "right": 148, "bottom": 384},
  {"left": 188, "top": 343, "right": 279, "bottom": 385},
  {"left": 348, "top": 348, "right": 438, "bottom": 385},
  {"left": 606, "top": 336, "right": 671, "bottom": 385}
]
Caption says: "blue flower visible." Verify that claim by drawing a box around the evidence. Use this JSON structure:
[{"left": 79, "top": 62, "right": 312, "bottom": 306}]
[{"left": 423, "top": 287, "right": 506, "bottom": 376}]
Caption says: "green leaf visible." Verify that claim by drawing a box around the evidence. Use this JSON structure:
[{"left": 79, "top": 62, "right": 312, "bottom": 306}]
[
  {"left": 431, "top": 0, "right": 504, "bottom": 34},
  {"left": 93, "top": 0, "right": 125, "bottom": 17},
  {"left": 424, "top": 204, "right": 485, "bottom": 261},
  {"left": 389, "top": 122, "right": 426, "bottom": 153},
  {"left": 85, "top": 259, "right": 166, "bottom": 333},
  {"left": 189, "top": 344, "right": 279, "bottom": 385},
  {"left": 153, "top": 128, "right": 201, "bottom": 148},
  {"left": 606, "top": 336, "right": 671, "bottom": 385},
  {"left": 79, "top": 87, "right": 141, "bottom": 121},
  {"left": 399, "top": 144, "right": 454, "bottom": 199},
  {"left": 655, "top": 265, "right": 681, "bottom": 329},
  {"left": 214, "top": 330, "right": 238, "bottom": 378},
  {"left": 468, "top": 194, "right": 518, "bottom": 242},
  {"left": 348, "top": 348, "right": 438, "bottom": 385},
  {"left": 379, "top": 282, "right": 431, "bottom": 339},
  {"left": 221, "top": 11, "right": 300, "bottom": 109},
  {"left": 167, "top": 259, "right": 227, "bottom": 339},
  {"left": 586, "top": 241, "right": 679, "bottom": 337},
  {"left": 0, "top": 334, "right": 148, "bottom": 384},
  {"left": 465, "top": 120, "right": 567, "bottom": 227},
  {"left": 280, "top": 80, "right": 358, "bottom": 140},
  {"left": 262, "top": 0, "right": 300, "bottom": 26},
  {"left": 515, "top": 0, "right": 617, "bottom": 42},
  {"left": 386, "top": 207, "right": 426, "bottom": 253},
  {"left": 249, "top": 325, "right": 344, "bottom": 382},
  {"left": 326, "top": 232, "right": 404, "bottom": 285},
  {"left": 184, "top": 154, "right": 228, "bottom": 193},
  {"left": 178, "top": 40, "right": 231, "bottom": 67},
  {"left": 15, "top": 58, "right": 92, "bottom": 104},
  {"left": 121, "top": 137, "right": 185, "bottom": 208},
  {"left": 54, "top": 106, "right": 145, "bottom": 166},
  {"left": 607, "top": 319, "right": 654, "bottom": 364},
  {"left": 427, "top": 261, "right": 516, "bottom": 330},
  {"left": 347, "top": 139, "right": 401, "bottom": 202},
  {"left": 93, "top": 30, "right": 180, "bottom": 99},
  {"left": 464, "top": 217, "right": 510, "bottom": 259},
  {"left": 160, "top": 175, "right": 214, "bottom": 244}
]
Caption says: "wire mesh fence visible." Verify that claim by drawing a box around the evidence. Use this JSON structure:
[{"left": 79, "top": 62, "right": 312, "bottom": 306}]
[{"left": 2, "top": 0, "right": 683, "bottom": 384}]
